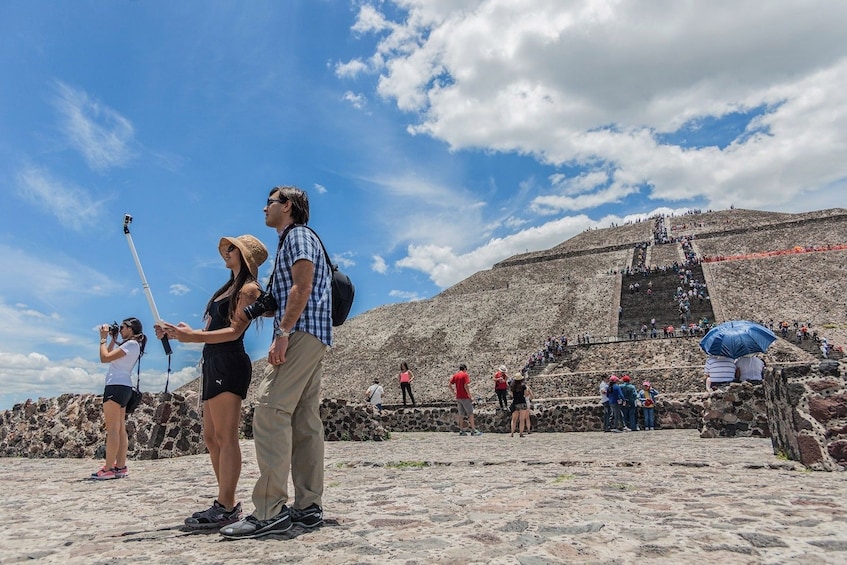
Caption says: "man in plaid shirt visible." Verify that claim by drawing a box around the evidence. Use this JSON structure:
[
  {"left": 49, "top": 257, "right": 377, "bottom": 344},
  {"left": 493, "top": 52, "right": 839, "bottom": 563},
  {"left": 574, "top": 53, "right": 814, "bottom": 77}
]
[{"left": 221, "top": 185, "right": 331, "bottom": 539}]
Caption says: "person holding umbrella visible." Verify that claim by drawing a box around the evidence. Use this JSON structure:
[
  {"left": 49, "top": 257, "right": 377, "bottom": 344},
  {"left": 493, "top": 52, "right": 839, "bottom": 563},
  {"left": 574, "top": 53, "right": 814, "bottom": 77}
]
[
  {"left": 704, "top": 355, "right": 737, "bottom": 390},
  {"left": 700, "top": 320, "right": 777, "bottom": 390},
  {"left": 736, "top": 354, "right": 765, "bottom": 382}
]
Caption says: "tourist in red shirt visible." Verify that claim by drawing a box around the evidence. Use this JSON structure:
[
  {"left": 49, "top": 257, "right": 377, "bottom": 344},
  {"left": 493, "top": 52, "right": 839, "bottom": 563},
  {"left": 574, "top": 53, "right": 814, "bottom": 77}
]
[
  {"left": 493, "top": 365, "right": 509, "bottom": 410},
  {"left": 449, "top": 364, "right": 482, "bottom": 436}
]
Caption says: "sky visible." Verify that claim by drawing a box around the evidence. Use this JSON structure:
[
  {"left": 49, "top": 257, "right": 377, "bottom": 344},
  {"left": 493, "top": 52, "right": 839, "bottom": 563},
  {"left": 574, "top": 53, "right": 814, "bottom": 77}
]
[{"left": 1, "top": 0, "right": 846, "bottom": 410}]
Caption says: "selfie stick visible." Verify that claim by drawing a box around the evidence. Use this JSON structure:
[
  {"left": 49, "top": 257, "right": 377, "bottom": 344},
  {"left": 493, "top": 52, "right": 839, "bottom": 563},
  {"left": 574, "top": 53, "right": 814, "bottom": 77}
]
[{"left": 123, "top": 214, "right": 173, "bottom": 368}]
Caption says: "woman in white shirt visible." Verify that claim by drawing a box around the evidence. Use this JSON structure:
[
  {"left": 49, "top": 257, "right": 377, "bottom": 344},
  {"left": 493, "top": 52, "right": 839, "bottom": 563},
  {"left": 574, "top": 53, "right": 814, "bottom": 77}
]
[{"left": 92, "top": 317, "right": 146, "bottom": 480}]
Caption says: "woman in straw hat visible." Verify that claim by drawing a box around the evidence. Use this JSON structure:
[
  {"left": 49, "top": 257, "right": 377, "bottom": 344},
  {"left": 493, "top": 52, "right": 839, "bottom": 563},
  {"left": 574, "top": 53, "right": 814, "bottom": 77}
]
[{"left": 156, "top": 234, "right": 268, "bottom": 530}]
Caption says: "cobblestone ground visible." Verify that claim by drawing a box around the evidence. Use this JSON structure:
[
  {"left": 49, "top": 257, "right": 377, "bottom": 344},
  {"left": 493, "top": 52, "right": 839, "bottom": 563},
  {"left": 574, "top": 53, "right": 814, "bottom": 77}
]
[{"left": 1, "top": 430, "right": 846, "bottom": 564}]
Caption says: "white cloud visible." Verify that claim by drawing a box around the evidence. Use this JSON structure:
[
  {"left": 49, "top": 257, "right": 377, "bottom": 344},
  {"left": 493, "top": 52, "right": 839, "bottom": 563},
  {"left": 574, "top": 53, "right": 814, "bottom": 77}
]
[
  {"left": 336, "top": 59, "right": 369, "bottom": 78},
  {"left": 342, "top": 91, "right": 367, "bottom": 109},
  {"left": 53, "top": 81, "right": 136, "bottom": 171},
  {"left": 395, "top": 205, "right": 698, "bottom": 288},
  {"left": 388, "top": 289, "right": 423, "bottom": 302},
  {"left": 16, "top": 165, "right": 106, "bottom": 231},
  {"left": 169, "top": 284, "right": 191, "bottom": 296},
  {"left": 354, "top": 1, "right": 847, "bottom": 214},
  {"left": 364, "top": 172, "right": 488, "bottom": 250},
  {"left": 333, "top": 251, "right": 356, "bottom": 269},
  {"left": 314, "top": 183, "right": 328, "bottom": 194},
  {"left": 396, "top": 213, "right": 593, "bottom": 287},
  {"left": 0, "top": 243, "right": 119, "bottom": 300},
  {"left": 504, "top": 216, "right": 528, "bottom": 229},
  {"left": 371, "top": 255, "right": 388, "bottom": 274},
  {"left": 0, "top": 350, "right": 200, "bottom": 400}
]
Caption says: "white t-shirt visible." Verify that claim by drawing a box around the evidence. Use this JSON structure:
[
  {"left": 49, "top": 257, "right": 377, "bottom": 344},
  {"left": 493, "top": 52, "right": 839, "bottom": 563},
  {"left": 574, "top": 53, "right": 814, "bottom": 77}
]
[
  {"left": 367, "top": 384, "right": 384, "bottom": 405},
  {"left": 735, "top": 356, "right": 764, "bottom": 381},
  {"left": 705, "top": 355, "right": 737, "bottom": 383},
  {"left": 104, "top": 340, "right": 141, "bottom": 387}
]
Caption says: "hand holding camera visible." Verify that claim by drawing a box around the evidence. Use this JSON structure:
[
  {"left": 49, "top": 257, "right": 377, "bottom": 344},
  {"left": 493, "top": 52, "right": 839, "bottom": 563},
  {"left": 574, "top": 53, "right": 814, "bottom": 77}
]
[{"left": 99, "top": 323, "right": 118, "bottom": 340}]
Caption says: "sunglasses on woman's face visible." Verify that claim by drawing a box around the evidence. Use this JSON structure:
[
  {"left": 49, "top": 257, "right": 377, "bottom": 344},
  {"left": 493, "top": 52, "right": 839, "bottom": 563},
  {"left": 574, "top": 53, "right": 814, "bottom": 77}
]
[{"left": 226, "top": 244, "right": 237, "bottom": 253}]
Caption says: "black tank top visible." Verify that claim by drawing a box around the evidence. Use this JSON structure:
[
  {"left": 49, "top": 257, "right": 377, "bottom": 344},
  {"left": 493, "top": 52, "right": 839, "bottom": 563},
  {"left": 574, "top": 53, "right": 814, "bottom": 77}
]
[
  {"left": 512, "top": 382, "right": 526, "bottom": 404},
  {"left": 204, "top": 296, "right": 245, "bottom": 352}
]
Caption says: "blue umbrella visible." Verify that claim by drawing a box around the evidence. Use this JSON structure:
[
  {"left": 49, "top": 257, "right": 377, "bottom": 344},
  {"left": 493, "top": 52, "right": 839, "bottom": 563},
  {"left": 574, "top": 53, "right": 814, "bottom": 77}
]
[{"left": 699, "top": 320, "right": 777, "bottom": 359}]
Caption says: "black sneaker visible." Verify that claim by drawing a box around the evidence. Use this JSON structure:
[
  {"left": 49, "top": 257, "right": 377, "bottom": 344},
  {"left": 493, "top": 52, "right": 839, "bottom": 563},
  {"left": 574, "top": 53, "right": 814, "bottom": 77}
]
[
  {"left": 219, "top": 508, "right": 291, "bottom": 539},
  {"left": 290, "top": 504, "right": 323, "bottom": 528},
  {"left": 184, "top": 500, "right": 242, "bottom": 530}
]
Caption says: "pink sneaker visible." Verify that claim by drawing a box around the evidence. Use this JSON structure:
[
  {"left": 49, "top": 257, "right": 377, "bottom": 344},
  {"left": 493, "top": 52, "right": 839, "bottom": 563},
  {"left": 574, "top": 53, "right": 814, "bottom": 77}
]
[
  {"left": 90, "top": 467, "right": 118, "bottom": 480},
  {"left": 114, "top": 466, "right": 128, "bottom": 478}
]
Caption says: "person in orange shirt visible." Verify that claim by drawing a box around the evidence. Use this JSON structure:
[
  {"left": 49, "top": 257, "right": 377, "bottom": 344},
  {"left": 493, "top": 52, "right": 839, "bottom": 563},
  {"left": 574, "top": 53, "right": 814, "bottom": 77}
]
[{"left": 398, "top": 361, "right": 416, "bottom": 407}]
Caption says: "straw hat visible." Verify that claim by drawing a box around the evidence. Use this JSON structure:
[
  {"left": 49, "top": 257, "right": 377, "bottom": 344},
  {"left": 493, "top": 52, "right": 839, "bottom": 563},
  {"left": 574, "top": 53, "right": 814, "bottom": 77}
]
[
  {"left": 219, "top": 235, "right": 268, "bottom": 279},
  {"left": 499, "top": 365, "right": 507, "bottom": 372},
  {"left": 514, "top": 372, "right": 525, "bottom": 381}
]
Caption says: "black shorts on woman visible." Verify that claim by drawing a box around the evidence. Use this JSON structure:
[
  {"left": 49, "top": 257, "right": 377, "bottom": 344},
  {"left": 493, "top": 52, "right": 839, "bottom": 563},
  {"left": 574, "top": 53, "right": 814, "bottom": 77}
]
[
  {"left": 103, "top": 384, "right": 134, "bottom": 407},
  {"left": 202, "top": 341, "right": 252, "bottom": 401}
]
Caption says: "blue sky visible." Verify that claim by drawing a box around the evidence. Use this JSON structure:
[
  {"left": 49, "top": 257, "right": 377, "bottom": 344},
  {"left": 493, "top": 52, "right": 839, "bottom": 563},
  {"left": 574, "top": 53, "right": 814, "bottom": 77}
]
[{"left": 2, "top": 1, "right": 846, "bottom": 410}]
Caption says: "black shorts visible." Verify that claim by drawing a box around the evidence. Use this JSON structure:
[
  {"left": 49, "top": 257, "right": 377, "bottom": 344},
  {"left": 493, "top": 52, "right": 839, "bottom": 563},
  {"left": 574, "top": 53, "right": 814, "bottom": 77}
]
[
  {"left": 202, "top": 344, "right": 252, "bottom": 401},
  {"left": 103, "top": 384, "right": 134, "bottom": 407}
]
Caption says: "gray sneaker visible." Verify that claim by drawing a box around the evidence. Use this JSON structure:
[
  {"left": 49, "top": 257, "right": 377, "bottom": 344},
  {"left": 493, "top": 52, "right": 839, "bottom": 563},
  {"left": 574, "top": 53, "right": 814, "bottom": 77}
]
[
  {"left": 290, "top": 504, "right": 323, "bottom": 528},
  {"left": 185, "top": 501, "right": 242, "bottom": 530},
  {"left": 220, "top": 508, "right": 291, "bottom": 539}
]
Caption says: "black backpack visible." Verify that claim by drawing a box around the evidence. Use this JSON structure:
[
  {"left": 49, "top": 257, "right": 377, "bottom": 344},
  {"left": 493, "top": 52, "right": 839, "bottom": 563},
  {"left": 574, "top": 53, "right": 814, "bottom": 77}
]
[{"left": 282, "top": 225, "right": 355, "bottom": 327}]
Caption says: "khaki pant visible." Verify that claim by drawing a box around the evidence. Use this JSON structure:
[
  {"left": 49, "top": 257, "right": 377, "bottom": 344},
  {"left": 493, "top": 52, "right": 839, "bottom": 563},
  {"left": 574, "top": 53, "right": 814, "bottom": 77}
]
[{"left": 251, "top": 331, "right": 326, "bottom": 519}]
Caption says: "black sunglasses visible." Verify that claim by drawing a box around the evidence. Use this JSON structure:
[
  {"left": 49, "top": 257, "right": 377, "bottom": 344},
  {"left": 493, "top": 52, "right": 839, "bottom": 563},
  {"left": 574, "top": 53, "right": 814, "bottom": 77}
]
[
  {"left": 267, "top": 197, "right": 288, "bottom": 207},
  {"left": 226, "top": 244, "right": 237, "bottom": 253}
]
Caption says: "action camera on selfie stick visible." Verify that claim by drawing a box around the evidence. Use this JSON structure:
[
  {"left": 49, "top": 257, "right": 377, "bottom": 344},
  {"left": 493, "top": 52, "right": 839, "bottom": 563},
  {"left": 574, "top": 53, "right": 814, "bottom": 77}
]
[{"left": 123, "top": 213, "right": 173, "bottom": 391}]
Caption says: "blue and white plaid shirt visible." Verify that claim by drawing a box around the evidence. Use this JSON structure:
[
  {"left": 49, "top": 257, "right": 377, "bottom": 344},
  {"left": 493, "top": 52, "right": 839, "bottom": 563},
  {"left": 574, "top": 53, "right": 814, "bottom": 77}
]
[{"left": 271, "top": 225, "right": 332, "bottom": 347}]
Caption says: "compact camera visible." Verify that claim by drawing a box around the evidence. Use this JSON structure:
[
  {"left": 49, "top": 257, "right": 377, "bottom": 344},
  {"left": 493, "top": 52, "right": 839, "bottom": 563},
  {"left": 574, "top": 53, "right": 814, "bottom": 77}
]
[
  {"left": 109, "top": 321, "right": 120, "bottom": 336},
  {"left": 243, "top": 291, "right": 278, "bottom": 320}
]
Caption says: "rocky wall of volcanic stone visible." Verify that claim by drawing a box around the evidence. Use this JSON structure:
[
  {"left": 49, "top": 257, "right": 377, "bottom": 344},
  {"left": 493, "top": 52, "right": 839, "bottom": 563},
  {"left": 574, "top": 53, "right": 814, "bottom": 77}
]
[
  {"left": 377, "top": 396, "right": 704, "bottom": 433},
  {"left": 239, "top": 399, "right": 389, "bottom": 442},
  {"left": 699, "top": 382, "right": 770, "bottom": 439},
  {"left": 0, "top": 392, "right": 710, "bottom": 459},
  {"left": 0, "top": 392, "right": 205, "bottom": 460},
  {"left": 764, "top": 360, "right": 847, "bottom": 471}
]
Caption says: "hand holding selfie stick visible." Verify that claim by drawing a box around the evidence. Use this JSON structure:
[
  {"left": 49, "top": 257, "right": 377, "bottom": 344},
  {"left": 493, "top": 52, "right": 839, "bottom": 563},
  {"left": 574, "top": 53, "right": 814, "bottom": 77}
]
[{"left": 123, "top": 214, "right": 173, "bottom": 391}]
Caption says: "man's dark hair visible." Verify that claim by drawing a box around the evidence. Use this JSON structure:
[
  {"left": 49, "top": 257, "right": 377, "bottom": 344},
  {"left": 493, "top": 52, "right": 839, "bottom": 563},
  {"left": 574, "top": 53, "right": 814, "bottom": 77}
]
[
  {"left": 459, "top": 363, "right": 467, "bottom": 371},
  {"left": 270, "top": 185, "right": 310, "bottom": 225}
]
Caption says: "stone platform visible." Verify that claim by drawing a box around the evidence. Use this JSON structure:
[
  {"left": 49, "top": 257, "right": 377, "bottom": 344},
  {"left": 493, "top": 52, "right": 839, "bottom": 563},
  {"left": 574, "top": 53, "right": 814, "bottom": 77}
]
[{"left": 2, "top": 430, "right": 846, "bottom": 564}]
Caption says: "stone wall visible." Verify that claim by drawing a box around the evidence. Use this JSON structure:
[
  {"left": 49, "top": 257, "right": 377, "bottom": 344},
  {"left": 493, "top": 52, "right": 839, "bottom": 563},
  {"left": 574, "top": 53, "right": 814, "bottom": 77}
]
[
  {"left": 0, "top": 394, "right": 390, "bottom": 459},
  {"left": 377, "top": 396, "right": 704, "bottom": 433},
  {"left": 764, "top": 360, "right": 847, "bottom": 471},
  {"left": 0, "top": 392, "right": 205, "bottom": 460},
  {"left": 239, "top": 399, "right": 389, "bottom": 442},
  {"left": 699, "top": 382, "right": 770, "bottom": 438}
]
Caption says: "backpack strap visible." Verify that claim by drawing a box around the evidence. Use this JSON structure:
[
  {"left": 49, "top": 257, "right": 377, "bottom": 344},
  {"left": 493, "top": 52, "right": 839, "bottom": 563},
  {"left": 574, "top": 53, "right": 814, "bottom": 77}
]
[{"left": 277, "top": 224, "right": 334, "bottom": 272}]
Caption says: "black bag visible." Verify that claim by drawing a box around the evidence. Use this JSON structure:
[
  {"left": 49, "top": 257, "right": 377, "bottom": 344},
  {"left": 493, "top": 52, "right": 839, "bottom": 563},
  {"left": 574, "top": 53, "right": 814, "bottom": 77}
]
[
  {"left": 280, "top": 225, "right": 355, "bottom": 327},
  {"left": 328, "top": 264, "right": 355, "bottom": 327},
  {"left": 125, "top": 350, "right": 143, "bottom": 414},
  {"left": 126, "top": 388, "right": 142, "bottom": 414}
]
